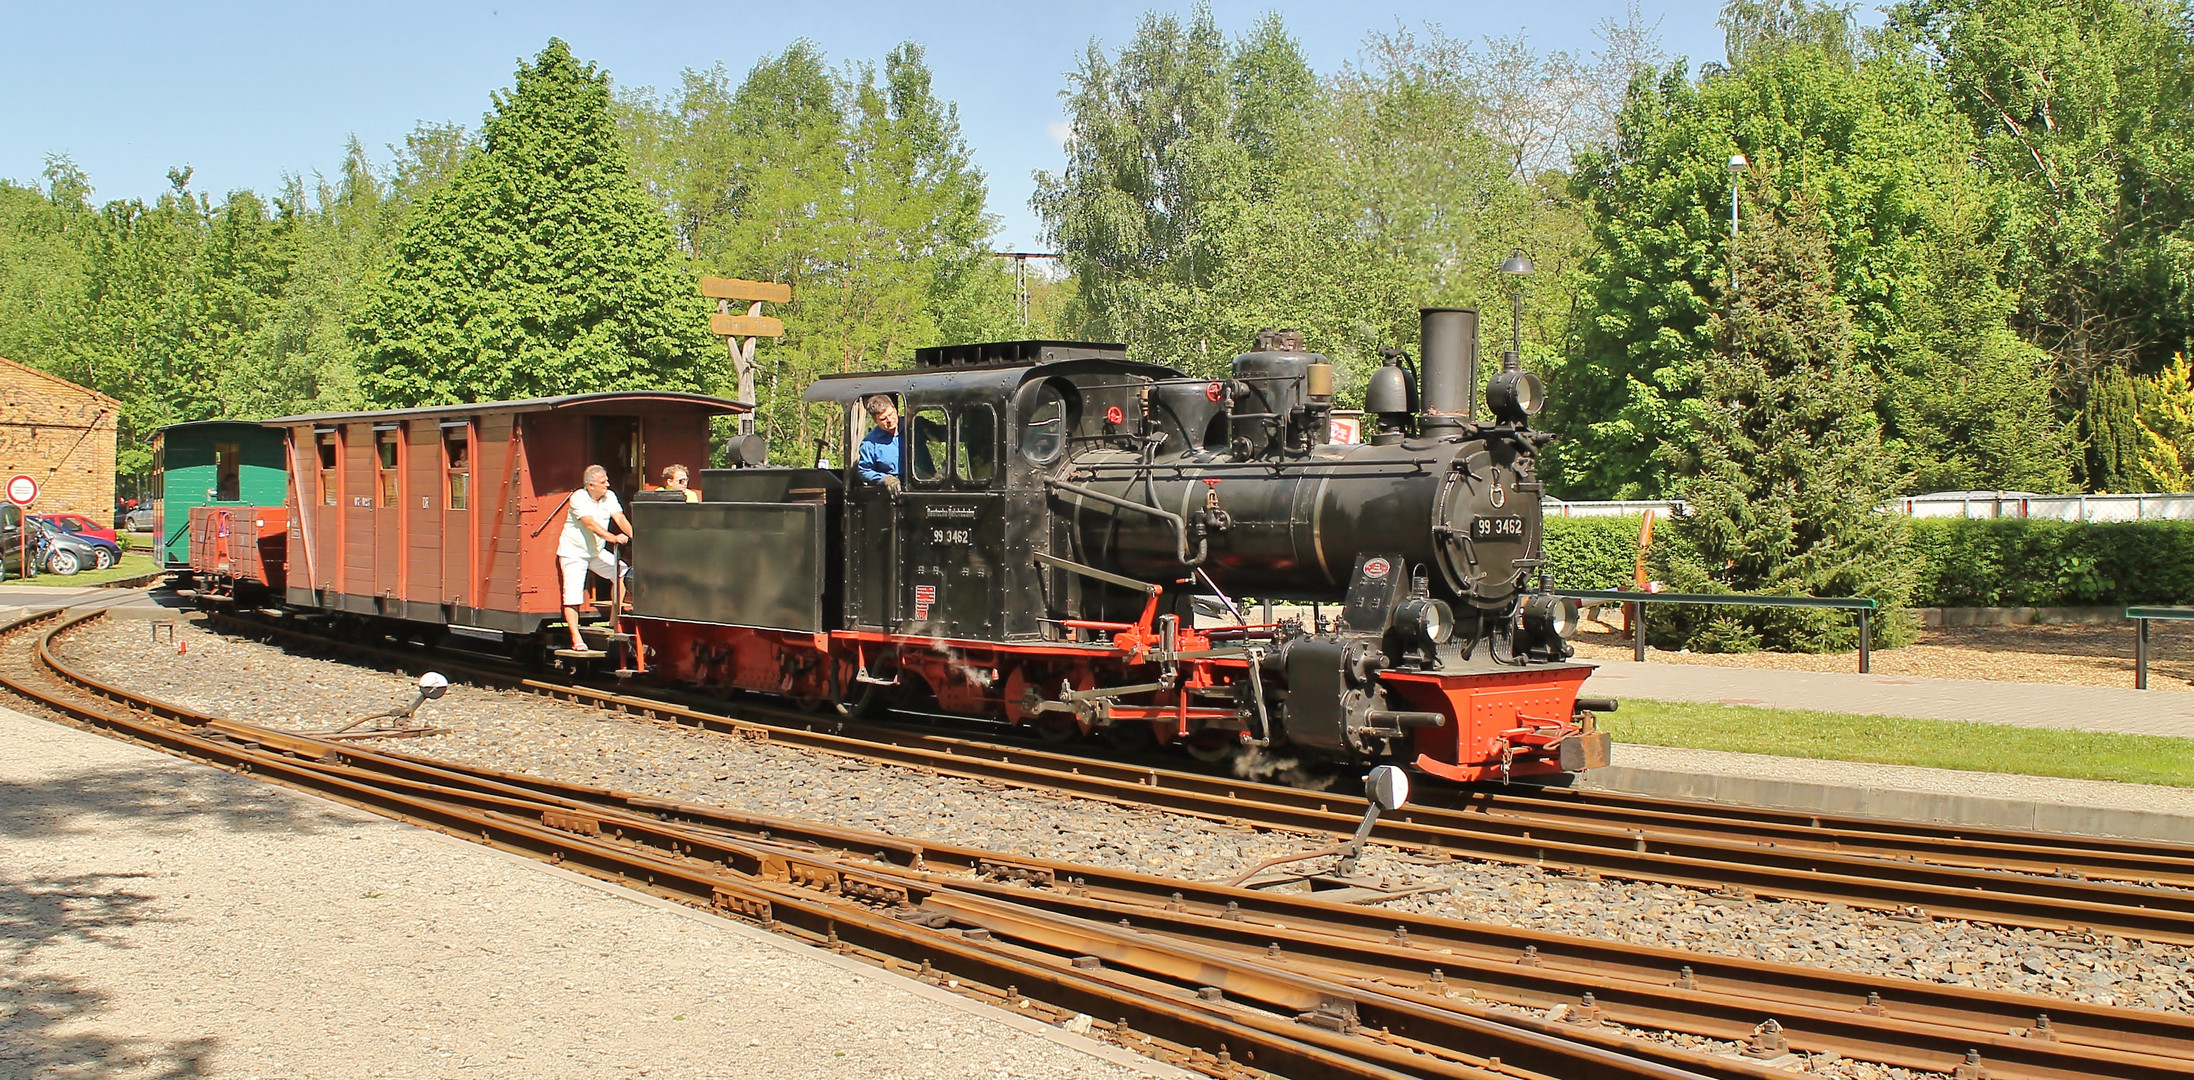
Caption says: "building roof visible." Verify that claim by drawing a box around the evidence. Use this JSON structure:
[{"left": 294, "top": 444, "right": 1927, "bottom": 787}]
[{"left": 0, "top": 356, "right": 121, "bottom": 408}]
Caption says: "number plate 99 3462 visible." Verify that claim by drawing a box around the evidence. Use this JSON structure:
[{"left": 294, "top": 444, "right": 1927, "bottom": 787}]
[{"left": 1470, "top": 515, "right": 1527, "bottom": 540}]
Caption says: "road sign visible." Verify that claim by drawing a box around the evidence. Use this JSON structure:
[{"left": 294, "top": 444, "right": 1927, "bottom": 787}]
[{"left": 5, "top": 474, "right": 36, "bottom": 506}]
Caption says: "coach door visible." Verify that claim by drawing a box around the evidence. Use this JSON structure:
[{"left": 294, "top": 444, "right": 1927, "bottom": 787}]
[{"left": 897, "top": 402, "right": 1003, "bottom": 638}]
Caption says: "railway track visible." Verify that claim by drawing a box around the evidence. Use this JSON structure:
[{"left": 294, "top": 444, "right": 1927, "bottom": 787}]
[
  {"left": 195, "top": 608, "right": 2194, "bottom": 947},
  {"left": 13, "top": 600, "right": 2194, "bottom": 1079}
]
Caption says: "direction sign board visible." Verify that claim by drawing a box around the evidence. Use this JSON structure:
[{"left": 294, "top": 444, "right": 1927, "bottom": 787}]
[{"left": 5, "top": 474, "right": 36, "bottom": 506}]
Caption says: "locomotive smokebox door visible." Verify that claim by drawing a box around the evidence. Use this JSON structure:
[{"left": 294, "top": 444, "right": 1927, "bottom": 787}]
[{"left": 1340, "top": 553, "right": 1409, "bottom": 633}]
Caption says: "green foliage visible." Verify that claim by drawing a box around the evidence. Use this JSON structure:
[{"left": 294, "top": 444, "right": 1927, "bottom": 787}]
[
  {"left": 618, "top": 41, "right": 1013, "bottom": 461},
  {"left": 1555, "top": 29, "right": 2066, "bottom": 497},
  {"left": 2133, "top": 354, "right": 2194, "bottom": 489},
  {"left": 1895, "top": 0, "right": 2194, "bottom": 382},
  {"left": 356, "top": 40, "right": 714, "bottom": 407},
  {"left": 1032, "top": 9, "right": 1627, "bottom": 391},
  {"left": 1650, "top": 198, "right": 1918, "bottom": 652},
  {"left": 1909, "top": 517, "right": 2194, "bottom": 607},
  {"left": 2078, "top": 366, "right": 2148, "bottom": 492},
  {"left": 1541, "top": 514, "right": 1650, "bottom": 590}
]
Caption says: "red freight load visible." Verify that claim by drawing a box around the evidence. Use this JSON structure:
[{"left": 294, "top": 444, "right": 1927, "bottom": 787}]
[{"left": 262, "top": 393, "right": 745, "bottom": 636}]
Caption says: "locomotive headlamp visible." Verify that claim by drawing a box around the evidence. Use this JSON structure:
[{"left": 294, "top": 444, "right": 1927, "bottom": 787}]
[
  {"left": 1521, "top": 594, "right": 1580, "bottom": 644},
  {"left": 1486, "top": 370, "right": 1545, "bottom": 423},
  {"left": 1393, "top": 596, "right": 1455, "bottom": 647}
]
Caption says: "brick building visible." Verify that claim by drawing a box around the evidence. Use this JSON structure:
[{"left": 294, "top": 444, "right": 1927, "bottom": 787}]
[{"left": 0, "top": 357, "right": 118, "bottom": 521}]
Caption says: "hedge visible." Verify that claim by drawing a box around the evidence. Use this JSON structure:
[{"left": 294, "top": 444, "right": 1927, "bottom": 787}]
[
  {"left": 1541, "top": 515, "right": 1649, "bottom": 591},
  {"left": 1544, "top": 514, "right": 2194, "bottom": 608},
  {"left": 1907, "top": 518, "right": 2194, "bottom": 608}
]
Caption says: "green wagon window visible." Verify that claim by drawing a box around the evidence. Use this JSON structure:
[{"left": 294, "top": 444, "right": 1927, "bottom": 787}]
[{"left": 214, "top": 443, "right": 240, "bottom": 502}]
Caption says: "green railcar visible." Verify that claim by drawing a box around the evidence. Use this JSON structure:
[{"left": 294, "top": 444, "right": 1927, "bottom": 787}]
[{"left": 150, "top": 421, "right": 288, "bottom": 568}]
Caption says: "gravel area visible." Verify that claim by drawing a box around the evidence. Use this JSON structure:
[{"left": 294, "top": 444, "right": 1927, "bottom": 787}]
[
  {"left": 1572, "top": 615, "right": 2194, "bottom": 692},
  {"left": 51, "top": 617, "right": 2194, "bottom": 1038},
  {"left": 0, "top": 701, "right": 1180, "bottom": 1080}
]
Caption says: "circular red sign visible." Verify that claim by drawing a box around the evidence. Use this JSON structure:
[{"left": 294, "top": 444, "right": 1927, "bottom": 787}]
[
  {"left": 5, "top": 474, "right": 36, "bottom": 507},
  {"left": 1105, "top": 405, "right": 1125, "bottom": 425},
  {"left": 1363, "top": 557, "right": 1391, "bottom": 578},
  {"left": 1205, "top": 381, "right": 1225, "bottom": 402}
]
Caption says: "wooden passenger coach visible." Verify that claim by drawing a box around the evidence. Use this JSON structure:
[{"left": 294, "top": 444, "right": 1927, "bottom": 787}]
[
  {"left": 266, "top": 392, "right": 745, "bottom": 635},
  {"left": 151, "top": 421, "right": 289, "bottom": 568}
]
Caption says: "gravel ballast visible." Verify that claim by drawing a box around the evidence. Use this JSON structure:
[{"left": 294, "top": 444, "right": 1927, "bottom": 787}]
[{"left": 49, "top": 618, "right": 2194, "bottom": 1031}]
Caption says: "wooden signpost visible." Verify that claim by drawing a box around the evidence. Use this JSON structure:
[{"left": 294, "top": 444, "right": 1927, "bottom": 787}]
[{"left": 700, "top": 276, "right": 790, "bottom": 436}]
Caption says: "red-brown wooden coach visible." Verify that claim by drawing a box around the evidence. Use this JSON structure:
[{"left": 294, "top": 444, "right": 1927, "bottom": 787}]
[{"left": 264, "top": 392, "right": 745, "bottom": 635}]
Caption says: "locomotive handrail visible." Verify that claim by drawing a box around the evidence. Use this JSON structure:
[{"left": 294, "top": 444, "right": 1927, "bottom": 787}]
[
  {"left": 2126, "top": 606, "right": 2194, "bottom": 690},
  {"left": 1553, "top": 588, "right": 1879, "bottom": 673},
  {"left": 1045, "top": 478, "right": 1207, "bottom": 566}
]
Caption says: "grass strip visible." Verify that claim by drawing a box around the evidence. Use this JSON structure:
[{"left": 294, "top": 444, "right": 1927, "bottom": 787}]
[
  {"left": 1604, "top": 698, "right": 2194, "bottom": 788},
  {"left": 0, "top": 553, "right": 162, "bottom": 588}
]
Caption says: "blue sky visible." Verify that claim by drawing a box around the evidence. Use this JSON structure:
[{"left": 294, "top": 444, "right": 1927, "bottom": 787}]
[{"left": 1, "top": 1, "right": 1726, "bottom": 251}]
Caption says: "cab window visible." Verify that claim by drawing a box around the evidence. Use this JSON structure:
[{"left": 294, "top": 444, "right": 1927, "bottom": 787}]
[
  {"left": 908, "top": 407, "right": 949, "bottom": 484},
  {"left": 214, "top": 443, "right": 241, "bottom": 501},
  {"left": 1021, "top": 384, "right": 1068, "bottom": 464},
  {"left": 955, "top": 406, "right": 996, "bottom": 483}
]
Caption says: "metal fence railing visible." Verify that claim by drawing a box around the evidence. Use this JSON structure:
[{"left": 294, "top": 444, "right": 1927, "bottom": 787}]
[
  {"left": 2127, "top": 607, "right": 2194, "bottom": 690},
  {"left": 1547, "top": 492, "right": 2194, "bottom": 522},
  {"left": 1556, "top": 590, "right": 1882, "bottom": 673}
]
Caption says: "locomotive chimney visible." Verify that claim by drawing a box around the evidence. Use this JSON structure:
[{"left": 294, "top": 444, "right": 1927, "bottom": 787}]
[{"left": 1418, "top": 307, "right": 1478, "bottom": 435}]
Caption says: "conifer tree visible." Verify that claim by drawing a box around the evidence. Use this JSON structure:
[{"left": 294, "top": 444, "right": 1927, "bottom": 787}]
[
  {"left": 355, "top": 40, "right": 713, "bottom": 407},
  {"left": 1655, "top": 199, "right": 1917, "bottom": 652}
]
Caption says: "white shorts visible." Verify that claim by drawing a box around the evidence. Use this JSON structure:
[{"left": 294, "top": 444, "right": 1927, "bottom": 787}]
[{"left": 560, "top": 550, "right": 625, "bottom": 607}]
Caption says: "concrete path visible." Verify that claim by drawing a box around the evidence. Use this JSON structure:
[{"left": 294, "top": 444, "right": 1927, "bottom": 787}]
[
  {"left": 1586, "top": 658, "right": 2194, "bottom": 738},
  {"left": 0, "top": 704, "right": 1184, "bottom": 1080}
]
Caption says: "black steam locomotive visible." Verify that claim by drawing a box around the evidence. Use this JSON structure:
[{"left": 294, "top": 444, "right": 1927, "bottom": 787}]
[{"left": 625, "top": 308, "right": 1604, "bottom": 781}]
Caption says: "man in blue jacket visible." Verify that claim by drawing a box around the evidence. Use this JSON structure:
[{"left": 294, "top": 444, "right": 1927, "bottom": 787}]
[{"left": 856, "top": 394, "right": 902, "bottom": 494}]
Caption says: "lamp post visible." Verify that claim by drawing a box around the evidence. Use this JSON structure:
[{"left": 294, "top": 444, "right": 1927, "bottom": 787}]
[
  {"left": 1498, "top": 251, "right": 1534, "bottom": 371},
  {"left": 1728, "top": 153, "right": 1748, "bottom": 292}
]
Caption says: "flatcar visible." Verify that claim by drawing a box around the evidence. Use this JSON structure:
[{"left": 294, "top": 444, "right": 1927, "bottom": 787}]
[{"left": 182, "top": 311, "right": 1607, "bottom": 783}]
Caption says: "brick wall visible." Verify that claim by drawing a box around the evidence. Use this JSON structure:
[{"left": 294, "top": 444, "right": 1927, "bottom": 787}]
[{"left": 0, "top": 358, "right": 118, "bottom": 521}]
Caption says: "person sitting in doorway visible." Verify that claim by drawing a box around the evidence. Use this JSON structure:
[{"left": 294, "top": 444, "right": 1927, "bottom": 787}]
[
  {"left": 559, "top": 464, "right": 633, "bottom": 653},
  {"left": 856, "top": 394, "right": 903, "bottom": 494},
  {"left": 660, "top": 464, "right": 700, "bottom": 502}
]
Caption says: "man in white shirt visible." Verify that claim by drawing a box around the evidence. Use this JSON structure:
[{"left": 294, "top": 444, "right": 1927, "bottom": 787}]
[{"left": 559, "top": 464, "right": 634, "bottom": 653}]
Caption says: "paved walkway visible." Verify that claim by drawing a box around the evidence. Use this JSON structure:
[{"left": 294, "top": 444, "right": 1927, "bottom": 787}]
[
  {"left": 0, "top": 703, "right": 1181, "bottom": 1080},
  {"left": 1586, "top": 658, "right": 2194, "bottom": 738}
]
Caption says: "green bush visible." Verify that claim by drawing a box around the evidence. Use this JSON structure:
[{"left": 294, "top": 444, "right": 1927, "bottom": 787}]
[
  {"left": 1910, "top": 518, "right": 2194, "bottom": 607},
  {"left": 1542, "top": 515, "right": 1649, "bottom": 590}
]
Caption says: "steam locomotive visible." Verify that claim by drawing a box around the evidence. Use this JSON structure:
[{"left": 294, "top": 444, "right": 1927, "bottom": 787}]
[{"left": 182, "top": 308, "right": 1605, "bottom": 782}]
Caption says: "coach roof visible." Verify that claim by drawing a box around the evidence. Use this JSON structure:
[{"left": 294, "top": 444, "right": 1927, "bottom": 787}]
[{"left": 262, "top": 390, "right": 748, "bottom": 427}]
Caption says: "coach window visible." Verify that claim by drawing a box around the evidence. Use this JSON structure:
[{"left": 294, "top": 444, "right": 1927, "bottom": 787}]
[
  {"left": 955, "top": 405, "right": 996, "bottom": 484},
  {"left": 213, "top": 442, "right": 241, "bottom": 501},
  {"left": 1020, "top": 382, "right": 1069, "bottom": 465},
  {"left": 376, "top": 427, "right": 401, "bottom": 508},
  {"left": 443, "top": 426, "right": 470, "bottom": 510},
  {"left": 317, "top": 434, "right": 339, "bottom": 506},
  {"left": 908, "top": 406, "right": 949, "bottom": 484}
]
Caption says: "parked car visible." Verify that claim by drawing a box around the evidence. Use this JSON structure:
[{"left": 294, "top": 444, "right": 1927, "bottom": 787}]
[
  {"left": 123, "top": 507, "right": 155, "bottom": 531},
  {"left": 35, "top": 512, "right": 121, "bottom": 548},
  {"left": 25, "top": 516, "right": 119, "bottom": 574}
]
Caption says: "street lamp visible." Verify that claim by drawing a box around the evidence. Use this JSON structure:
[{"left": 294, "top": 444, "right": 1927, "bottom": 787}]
[
  {"left": 1498, "top": 251, "right": 1534, "bottom": 371},
  {"left": 1728, "top": 153, "right": 1748, "bottom": 292}
]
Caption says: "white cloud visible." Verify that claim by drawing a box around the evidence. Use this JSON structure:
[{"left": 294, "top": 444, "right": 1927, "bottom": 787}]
[{"left": 1047, "top": 120, "right": 1073, "bottom": 147}]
